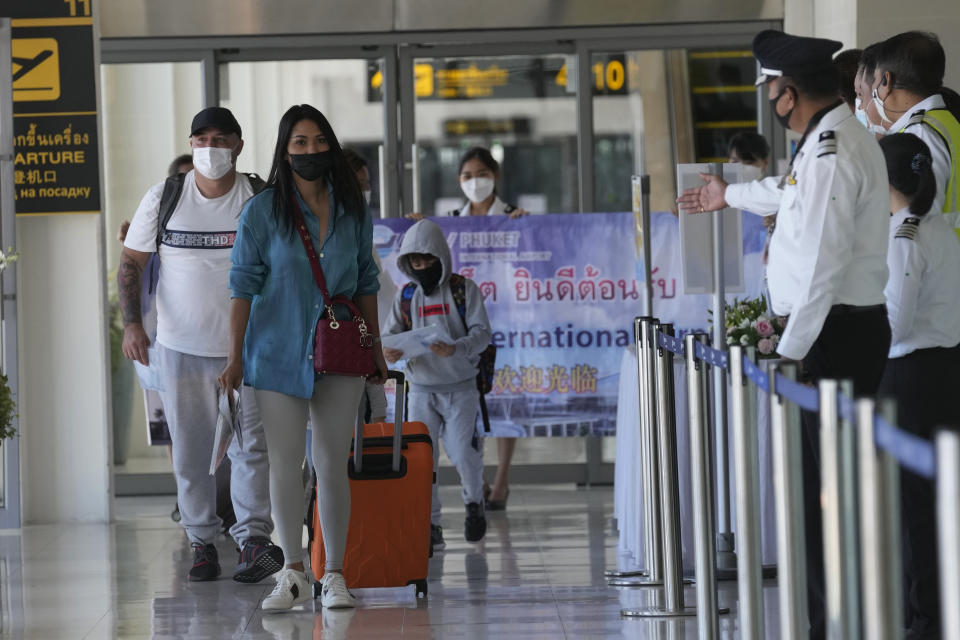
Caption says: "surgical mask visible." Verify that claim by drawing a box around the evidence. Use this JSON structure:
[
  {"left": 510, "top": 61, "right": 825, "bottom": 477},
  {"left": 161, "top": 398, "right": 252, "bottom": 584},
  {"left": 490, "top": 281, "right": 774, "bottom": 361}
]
[
  {"left": 871, "top": 87, "right": 896, "bottom": 133},
  {"left": 854, "top": 97, "right": 871, "bottom": 128},
  {"left": 460, "top": 177, "right": 495, "bottom": 203},
  {"left": 770, "top": 88, "right": 794, "bottom": 131},
  {"left": 362, "top": 190, "right": 372, "bottom": 205},
  {"left": 289, "top": 151, "right": 333, "bottom": 182},
  {"left": 192, "top": 146, "right": 234, "bottom": 180},
  {"left": 411, "top": 260, "right": 443, "bottom": 296}
]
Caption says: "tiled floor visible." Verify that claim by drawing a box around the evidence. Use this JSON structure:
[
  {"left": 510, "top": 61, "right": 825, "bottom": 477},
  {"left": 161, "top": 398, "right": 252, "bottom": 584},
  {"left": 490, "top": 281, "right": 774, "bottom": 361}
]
[{"left": 0, "top": 486, "right": 778, "bottom": 639}]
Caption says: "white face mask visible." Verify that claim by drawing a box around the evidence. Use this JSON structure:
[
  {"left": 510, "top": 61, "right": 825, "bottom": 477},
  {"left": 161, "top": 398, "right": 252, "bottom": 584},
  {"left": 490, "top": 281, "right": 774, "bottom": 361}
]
[
  {"left": 460, "top": 177, "right": 495, "bottom": 204},
  {"left": 854, "top": 97, "right": 871, "bottom": 129},
  {"left": 362, "top": 190, "right": 372, "bottom": 205},
  {"left": 870, "top": 86, "right": 896, "bottom": 134},
  {"left": 192, "top": 146, "right": 234, "bottom": 180}
]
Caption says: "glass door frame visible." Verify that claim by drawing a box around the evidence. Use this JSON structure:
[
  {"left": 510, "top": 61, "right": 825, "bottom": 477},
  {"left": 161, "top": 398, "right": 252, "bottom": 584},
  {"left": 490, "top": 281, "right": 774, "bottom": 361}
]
[{"left": 98, "top": 19, "right": 782, "bottom": 490}]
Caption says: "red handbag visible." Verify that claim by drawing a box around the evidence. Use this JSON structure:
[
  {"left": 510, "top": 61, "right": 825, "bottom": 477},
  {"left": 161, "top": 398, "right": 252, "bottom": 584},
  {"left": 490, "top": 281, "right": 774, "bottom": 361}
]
[{"left": 293, "top": 199, "right": 376, "bottom": 377}]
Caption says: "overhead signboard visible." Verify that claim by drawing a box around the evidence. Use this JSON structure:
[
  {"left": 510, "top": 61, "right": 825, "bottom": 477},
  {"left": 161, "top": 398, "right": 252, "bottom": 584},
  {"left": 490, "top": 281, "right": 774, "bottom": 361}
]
[
  {"left": 367, "top": 55, "right": 628, "bottom": 103},
  {"left": 8, "top": 0, "right": 100, "bottom": 216}
]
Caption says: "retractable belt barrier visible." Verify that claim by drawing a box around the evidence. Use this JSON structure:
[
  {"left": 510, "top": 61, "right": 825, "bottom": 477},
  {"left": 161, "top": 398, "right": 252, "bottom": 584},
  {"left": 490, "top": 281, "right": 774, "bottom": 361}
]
[{"left": 611, "top": 315, "right": 960, "bottom": 640}]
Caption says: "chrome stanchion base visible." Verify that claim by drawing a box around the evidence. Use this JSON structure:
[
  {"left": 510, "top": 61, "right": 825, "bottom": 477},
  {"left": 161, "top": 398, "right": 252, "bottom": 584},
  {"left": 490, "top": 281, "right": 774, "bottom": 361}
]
[
  {"left": 607, "top": 577, "right": 694, "bottom": 588},
  {"left": 621, "top": 606, "right": 697, "bottom": 618},
  {"left": 608, "top": 577, "right": 663, "bottom": 587},
  {"left": 605, "top": 569, "right": 648, "bottom": 578}
]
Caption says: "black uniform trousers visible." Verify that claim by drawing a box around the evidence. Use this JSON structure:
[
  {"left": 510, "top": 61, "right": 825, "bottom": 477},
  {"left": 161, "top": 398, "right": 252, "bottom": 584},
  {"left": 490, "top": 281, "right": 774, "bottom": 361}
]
[
  {"left": 798, "top": 305, "right": 891, "bottom": 640},
  {"left": 878, "top": 344, "right": 960, "bottom": 640}
]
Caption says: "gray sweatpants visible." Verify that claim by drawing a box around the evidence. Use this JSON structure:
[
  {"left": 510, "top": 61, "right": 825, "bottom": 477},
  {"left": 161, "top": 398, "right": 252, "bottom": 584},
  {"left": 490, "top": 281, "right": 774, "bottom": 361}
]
[
  {"left": 157, "top": 344, "right": 273, "bottom": 546},
  {"left": 255, "top": 375, "right": 365, "bottom": 570},
  {"left": 408, "top": 388, "right": 483, "bottom": 525}
]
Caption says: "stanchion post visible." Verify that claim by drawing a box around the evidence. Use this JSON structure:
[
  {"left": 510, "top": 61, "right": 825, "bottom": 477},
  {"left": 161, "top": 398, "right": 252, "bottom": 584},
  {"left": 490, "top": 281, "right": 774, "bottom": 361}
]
[
  {"left": 622, "top": 323, "right": 696, "bottom": 618},
  {"left": 857, "top": 398, "right": 903, "bottom": 640},
  {"left": 729, "top": 345, "right": 763, "bottom": 639},
  {"left": 819, "top": 379, "right": 850, "bottom": 640},
  {"left": 879, "top": 400, "right": 903, "bottom": 637},
  {"left": 770, "top": 362, "right": 807, "bottom": 640},
  {"left": 936, "top": 429, "right": 960, "bottom": 639},
  {"left": 641, "top": 317, "right": 663, "bottom": 582},
  {"left": 609, "top": 317, "right": 662, "bottom": 587},
  {"left": 686, "top": 333, "right": 726, "bottom": 638},
  {"left": 837, "top": 380, "right": 861, "bottom": 639}
]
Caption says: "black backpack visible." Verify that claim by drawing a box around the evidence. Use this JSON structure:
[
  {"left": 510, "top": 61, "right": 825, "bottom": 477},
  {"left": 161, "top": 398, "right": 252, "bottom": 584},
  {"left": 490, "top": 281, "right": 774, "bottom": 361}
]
[{"left": 154, "top": 171, "right": 266, "bottom": 252}]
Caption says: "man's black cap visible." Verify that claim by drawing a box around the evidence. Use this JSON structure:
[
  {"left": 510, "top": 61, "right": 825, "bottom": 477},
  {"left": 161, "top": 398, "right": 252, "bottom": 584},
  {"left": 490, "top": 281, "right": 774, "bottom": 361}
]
[
  {"left": 752, "top": 30, "right": 843, "bottom": 85},
  {"left": 190, "top": 106, "right": 242, "bottom": 138}
]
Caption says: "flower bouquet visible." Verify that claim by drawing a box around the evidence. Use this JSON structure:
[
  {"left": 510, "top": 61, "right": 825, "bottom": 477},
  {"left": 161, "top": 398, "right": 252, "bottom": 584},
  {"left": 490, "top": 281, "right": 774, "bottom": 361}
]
[{"left": 715, "top": 296, "right": 786, "bottom": 357}]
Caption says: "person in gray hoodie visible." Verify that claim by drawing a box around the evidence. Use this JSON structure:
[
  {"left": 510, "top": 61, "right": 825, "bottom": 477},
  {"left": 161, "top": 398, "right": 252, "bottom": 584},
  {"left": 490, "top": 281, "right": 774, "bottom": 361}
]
[{"left": 382, "top": 219, "right": 492, "bottom": 550}]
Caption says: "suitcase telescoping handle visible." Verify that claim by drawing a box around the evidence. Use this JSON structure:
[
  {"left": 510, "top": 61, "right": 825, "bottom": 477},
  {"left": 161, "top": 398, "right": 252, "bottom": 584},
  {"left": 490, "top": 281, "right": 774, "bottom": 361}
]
[{"left": 353, "top": 370, "right": 405, "bottom": 474}]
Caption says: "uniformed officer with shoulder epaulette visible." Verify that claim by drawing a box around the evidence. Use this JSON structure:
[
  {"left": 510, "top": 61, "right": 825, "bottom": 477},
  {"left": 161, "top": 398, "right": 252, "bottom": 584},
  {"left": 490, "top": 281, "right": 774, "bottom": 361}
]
[
  {"left": 877, "top": 132, "right": 960, "bottom": 639},
  {"left": 678, "top": 30, "right": 891, "bottom": 639},
  {"left": 860, "top": 31, "right": 960, "bottom": 239}
]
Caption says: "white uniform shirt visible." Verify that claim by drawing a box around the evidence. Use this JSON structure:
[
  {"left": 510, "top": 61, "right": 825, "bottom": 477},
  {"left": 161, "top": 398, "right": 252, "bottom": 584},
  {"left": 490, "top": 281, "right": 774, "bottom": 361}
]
[
  {"left": 893, "top": 94, "right": 952, "bottom": 219},
  {"left": 439, "top": 196, "right": 514, "bottom": 217},
  {"left": 124, "top": 171, "right": 255, "bottom": 357},
  {"left": 885, "top": 206, "right": 960, "bottom": 357},
  {"left": 726, "top": 103, "right": 890, "bottom": 360}
]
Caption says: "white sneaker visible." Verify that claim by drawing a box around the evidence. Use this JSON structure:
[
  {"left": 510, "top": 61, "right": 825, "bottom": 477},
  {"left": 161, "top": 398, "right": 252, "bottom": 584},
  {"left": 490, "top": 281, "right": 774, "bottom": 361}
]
[
  {"left": 319, "top": 572, "right": 357, "bottom": 609},
  {"left": 261, "top": 568, "right": 311, "bottom": 611}
]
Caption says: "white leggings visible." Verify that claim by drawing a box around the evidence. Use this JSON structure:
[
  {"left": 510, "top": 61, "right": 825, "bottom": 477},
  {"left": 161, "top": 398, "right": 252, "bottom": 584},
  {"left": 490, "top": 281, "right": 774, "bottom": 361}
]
[{"left": 255, "top": 375, "right": 365, "bottom": 570}]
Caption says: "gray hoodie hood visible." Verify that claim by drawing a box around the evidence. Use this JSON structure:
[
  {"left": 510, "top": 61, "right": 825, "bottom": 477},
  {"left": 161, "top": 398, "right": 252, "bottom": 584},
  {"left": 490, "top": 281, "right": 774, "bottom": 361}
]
[{"left": 396, "top": 219, "right": 452, "bottom": 285}]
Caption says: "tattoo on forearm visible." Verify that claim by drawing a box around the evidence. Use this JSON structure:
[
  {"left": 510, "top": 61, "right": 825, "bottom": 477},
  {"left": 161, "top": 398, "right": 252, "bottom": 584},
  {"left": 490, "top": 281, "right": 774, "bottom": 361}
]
[{"left": 117, "top": 256, "right": 143, "bottom": 326}]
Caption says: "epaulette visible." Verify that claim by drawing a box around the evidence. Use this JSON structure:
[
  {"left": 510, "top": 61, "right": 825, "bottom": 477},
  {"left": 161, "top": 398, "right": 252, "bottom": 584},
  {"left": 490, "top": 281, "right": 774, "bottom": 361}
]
[
  {"left": 895, "top": 216, "right": 921, "bottom": 240},
  {"left": 906, "top": 109, "right": 926, "bottom": 128},
  {"left": 817, "top": 130, "right": 837, "bottom": 158}
]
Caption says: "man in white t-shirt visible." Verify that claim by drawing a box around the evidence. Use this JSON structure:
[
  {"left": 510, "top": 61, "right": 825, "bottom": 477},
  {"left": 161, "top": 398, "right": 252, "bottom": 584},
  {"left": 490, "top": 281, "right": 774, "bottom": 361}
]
[{"left": 119, "top": 107, "right": 280, "bottom": 583}]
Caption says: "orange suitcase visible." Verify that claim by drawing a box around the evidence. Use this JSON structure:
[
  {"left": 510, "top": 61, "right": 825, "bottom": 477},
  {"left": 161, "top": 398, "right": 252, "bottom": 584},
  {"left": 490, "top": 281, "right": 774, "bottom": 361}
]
[{"left": 309, "top": 371, "right": 433, "bottom": 599}]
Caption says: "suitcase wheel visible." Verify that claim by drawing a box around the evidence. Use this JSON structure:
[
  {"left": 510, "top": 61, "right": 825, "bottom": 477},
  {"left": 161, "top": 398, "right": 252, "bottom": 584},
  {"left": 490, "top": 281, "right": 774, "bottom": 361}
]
[{"left": 415, "top": 580, "right": 428, "bottom": 599}]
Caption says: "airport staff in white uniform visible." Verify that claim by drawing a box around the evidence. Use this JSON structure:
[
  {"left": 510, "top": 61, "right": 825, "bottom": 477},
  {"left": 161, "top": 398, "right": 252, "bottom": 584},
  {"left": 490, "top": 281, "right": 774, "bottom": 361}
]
[
  {"left": 877, "top": 132, "right": 960, "bottom": 640},
  {"left": 678, "top": 30, "right": 891, "bottom": 640},
  {"left": 858, "top": 31, "right": 960, "bottom": 236}
]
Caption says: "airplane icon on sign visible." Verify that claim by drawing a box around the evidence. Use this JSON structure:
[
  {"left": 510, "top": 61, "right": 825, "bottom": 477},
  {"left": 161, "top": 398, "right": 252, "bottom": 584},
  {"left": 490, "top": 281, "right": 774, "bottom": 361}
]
[{"left": 13, "top": 50, "right": 54, "bottom": 82}]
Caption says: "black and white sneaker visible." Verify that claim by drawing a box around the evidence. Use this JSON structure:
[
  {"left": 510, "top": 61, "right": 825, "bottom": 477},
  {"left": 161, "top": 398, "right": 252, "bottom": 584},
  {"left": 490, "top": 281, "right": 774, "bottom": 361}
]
[
  {"left": 464, "top": 502, "right": 486, "bottom": 543},
  {"left": 261, "top": 569, "right": 311, "bottom": 611},
  {"left": 233, "top": 536, "right": 284, "bottom": 583},
  {"left": 430, "top": 524, "right": 446, "bottom": 551}
]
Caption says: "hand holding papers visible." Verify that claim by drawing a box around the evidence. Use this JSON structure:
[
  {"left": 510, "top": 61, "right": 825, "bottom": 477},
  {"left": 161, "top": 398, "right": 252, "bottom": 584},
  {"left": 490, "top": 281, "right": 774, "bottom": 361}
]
[
  {"left": 381, "top": 324, "right": 451, "bottom": 360},
  {"left": 210, "top": 387, "right": 242, "bottom": 475}
]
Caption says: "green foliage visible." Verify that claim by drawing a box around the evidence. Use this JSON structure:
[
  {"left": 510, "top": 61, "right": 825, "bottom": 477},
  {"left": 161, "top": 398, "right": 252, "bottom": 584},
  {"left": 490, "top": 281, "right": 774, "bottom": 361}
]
[{"left": 0, "top": 372, "right": 16, "bottom": 442}]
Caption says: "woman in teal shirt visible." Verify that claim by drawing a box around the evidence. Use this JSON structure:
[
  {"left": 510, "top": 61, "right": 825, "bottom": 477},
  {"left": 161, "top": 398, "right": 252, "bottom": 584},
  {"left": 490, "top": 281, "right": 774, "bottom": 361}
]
[{"left": 219, "top": 104, "right": 387, "bottom": 612}]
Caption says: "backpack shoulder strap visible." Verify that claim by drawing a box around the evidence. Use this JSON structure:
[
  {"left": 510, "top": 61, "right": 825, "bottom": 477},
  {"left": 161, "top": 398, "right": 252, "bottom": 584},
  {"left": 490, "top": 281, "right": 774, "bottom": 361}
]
[
  {"left": 244, "top": 172, "right": 267, "bottom": 194},
  {"left": 448, "top": 274, "right": 468, "bottom": 330},
  {"left": 400, "top": 282, "right": 417, "bottom": 330},
  {"left": 156, "top": 173, "right": 186, "bottom": 252}
]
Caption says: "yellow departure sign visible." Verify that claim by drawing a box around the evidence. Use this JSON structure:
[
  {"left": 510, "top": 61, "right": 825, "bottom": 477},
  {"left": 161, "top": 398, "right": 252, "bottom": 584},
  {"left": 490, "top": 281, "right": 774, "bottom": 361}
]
[{"left": 12, "top": 38, "right": 60, "bottom": 102}]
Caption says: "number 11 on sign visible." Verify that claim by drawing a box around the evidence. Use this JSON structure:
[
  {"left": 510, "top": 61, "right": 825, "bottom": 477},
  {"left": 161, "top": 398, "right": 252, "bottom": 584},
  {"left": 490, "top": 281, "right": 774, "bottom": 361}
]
[{"left": 64, "top": 0, "right": 92, "bottom": 17}]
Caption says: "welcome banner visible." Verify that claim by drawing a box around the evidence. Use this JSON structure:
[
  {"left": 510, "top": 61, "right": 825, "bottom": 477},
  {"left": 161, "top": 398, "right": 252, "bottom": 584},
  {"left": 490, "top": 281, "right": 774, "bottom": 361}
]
[{"left": 375, "top": 211, "right": 765, "bottom": 437}]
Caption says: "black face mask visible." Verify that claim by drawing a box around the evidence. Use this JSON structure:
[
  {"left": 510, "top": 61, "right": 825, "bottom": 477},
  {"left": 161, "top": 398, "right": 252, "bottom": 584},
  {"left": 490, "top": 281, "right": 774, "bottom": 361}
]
[
  {"left": 289, "top": 151, "right": 333, "bottom": 181},
  {"left": 770, "top": 87, "right": 795, "bottom": 131},
  {"left": 412, "top": 260, "right": 443, "bottom": 295}
]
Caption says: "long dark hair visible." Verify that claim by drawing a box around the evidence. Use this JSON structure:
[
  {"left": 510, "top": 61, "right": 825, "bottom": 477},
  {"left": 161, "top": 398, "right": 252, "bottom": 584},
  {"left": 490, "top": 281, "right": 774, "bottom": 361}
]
[
  {"left": 266, "top": 104, "right": 365, "bottom": 235},
  {"left": 879, "top": 133, "right": 937, "bottom": 216}
]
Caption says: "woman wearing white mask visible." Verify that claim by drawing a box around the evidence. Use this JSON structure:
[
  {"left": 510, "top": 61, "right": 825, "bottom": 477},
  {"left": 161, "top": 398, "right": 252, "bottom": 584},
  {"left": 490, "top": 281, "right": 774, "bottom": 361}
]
[{"left": 442, "top": 147, "right": 529, "bottom": 219}]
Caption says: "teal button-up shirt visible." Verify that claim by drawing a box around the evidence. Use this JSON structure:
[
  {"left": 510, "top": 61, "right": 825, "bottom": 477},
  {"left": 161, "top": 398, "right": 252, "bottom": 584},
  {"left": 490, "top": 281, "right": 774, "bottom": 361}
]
[{"left": 229, "top": 186, "right": 379, "bottom": 398}]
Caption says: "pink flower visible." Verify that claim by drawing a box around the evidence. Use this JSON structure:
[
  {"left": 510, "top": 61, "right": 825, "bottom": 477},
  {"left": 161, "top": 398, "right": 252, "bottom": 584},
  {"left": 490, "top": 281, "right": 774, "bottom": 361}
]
[
  {"left": 754, "top": 319, "right": 774, "bottom": 338},
  {"left": 757, "top": 338, "right": 774, "bottom": 354}
]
